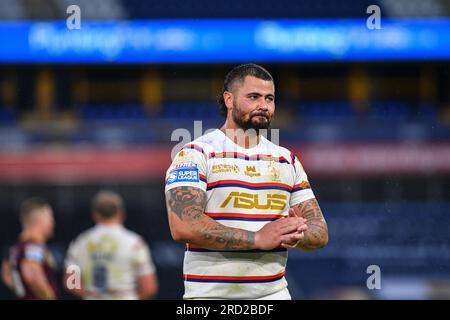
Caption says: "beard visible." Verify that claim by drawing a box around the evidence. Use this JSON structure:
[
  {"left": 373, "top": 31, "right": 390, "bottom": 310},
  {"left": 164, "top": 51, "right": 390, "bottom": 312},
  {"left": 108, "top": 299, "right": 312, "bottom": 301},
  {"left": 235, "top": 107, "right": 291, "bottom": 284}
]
[
  {"left": 232, "top": 102, "right": 272, "bottom": 133},
  {"left": 45, "top": 227, "right": 54, "bottom": 240}
]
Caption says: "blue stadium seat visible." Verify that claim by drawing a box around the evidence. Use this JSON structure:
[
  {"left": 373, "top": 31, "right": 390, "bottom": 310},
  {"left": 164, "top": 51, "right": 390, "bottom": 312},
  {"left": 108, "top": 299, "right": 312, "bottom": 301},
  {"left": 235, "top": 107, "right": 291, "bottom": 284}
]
[
  {"left": 78, "top": 104, "right": 149, "bottom": 122},
  {"left": 161, "top": 102, "right": 220, "bottom": 120},
  {"left": 369, "top": 101, "right": 410, "bottom": 122},
  {"left": 298, "top": 101, "right": 356, "bottom": 123},
  {"left": 0, "top": 107, "right": 17, "bottom": 125},
  {"left": 416, "top": 102, "right": 437, "bottom": 122}
]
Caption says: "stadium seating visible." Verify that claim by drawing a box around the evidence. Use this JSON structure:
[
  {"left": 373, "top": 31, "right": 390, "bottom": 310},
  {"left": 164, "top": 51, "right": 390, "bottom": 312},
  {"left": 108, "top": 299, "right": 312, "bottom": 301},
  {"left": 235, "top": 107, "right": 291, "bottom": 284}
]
[
  {"left": 122, "top": 0, "right": 383, "bottom": 19},
  {"left": 1, "top": 0, "right": 448, "bottom": 21},
  {"left": 79, "top": 104, "right": 148, "bottom": 122},
  {"left": 0, "top": 0, "right": 393, "bottom": 20},
  {"left": 0, "top": 100, "right": 447, "bottom": 147},
  {"left": 0, "top": 108, "right": 16, "bottom": 125}
]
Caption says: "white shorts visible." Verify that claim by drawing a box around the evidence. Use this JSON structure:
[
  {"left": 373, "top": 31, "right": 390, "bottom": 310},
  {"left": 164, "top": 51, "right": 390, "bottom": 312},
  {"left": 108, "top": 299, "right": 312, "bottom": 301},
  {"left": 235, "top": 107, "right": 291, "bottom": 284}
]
[
  {"left": 255, "top": 288, "right": 291, "bottom": 300},
  {"left": 187, "top": 288, "right": 292, "bottom": 300}
]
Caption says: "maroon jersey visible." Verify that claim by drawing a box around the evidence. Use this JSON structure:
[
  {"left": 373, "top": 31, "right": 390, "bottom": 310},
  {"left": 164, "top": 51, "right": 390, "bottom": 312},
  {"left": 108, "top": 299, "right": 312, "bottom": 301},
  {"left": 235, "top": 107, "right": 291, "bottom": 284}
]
[{"left": 7, "top": 240, "right": 59, "bottom": 300}]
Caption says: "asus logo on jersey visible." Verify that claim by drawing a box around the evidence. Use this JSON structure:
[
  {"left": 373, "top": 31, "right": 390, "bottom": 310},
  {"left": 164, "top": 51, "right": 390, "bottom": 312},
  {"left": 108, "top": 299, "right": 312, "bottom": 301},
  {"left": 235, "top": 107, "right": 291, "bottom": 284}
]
[{"left": 220, "top": 192, "right": 287, "bottom": 210}]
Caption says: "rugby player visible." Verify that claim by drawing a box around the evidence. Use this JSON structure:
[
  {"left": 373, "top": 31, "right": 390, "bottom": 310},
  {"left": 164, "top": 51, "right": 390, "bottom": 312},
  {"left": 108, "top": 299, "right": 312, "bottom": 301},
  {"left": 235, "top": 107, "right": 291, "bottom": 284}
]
[
  {"left": 165, "top": 64, "right": 328, "bottom": 299},
  {"left": 1, "top": 198, "right": 58, "bottom": 300},
  {"left": 64, "top": 191, "right": 158, "bottom": 300}
]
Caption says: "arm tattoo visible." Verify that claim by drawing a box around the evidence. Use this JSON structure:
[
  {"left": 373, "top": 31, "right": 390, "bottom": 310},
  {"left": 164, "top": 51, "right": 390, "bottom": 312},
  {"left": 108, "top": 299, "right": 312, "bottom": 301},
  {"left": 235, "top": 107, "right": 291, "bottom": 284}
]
[
  {"left": 166, "top": 187, "right": 255, "bottom": 250},
  {"left": 166, "top": 186, "right": 205, "bottom": 220},
  {"left": 294, "top": 198, "right": 328, "bottom": 250}
]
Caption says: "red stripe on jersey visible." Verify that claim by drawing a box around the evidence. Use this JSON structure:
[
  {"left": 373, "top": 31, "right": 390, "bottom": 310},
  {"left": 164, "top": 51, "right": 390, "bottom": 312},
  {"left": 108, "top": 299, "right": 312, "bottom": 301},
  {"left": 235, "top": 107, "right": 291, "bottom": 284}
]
[
  {"left": 210, "top": 152, "right": 289, "bottom": 163},
  {"left": 207, "top": 179, "right": 292, "bottom": 190},
  {"left": 184, "top": 271, "right": 285, "bottom": 281},
  {"left": 205, "top": 212, "right": 284, "bottom": 219}
]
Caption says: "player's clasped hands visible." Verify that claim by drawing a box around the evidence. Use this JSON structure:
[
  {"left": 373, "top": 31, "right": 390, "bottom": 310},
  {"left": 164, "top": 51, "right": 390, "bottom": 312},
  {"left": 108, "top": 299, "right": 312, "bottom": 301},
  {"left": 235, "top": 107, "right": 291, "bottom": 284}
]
[{"left": 255, "top": 211, "right": 307, "bottom": 250}]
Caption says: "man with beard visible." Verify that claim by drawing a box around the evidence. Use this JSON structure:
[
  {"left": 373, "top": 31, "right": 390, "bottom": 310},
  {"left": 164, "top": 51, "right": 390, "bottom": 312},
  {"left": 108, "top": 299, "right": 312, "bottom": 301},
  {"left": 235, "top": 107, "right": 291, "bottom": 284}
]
[{"left": 164, "top": 64, "right": 328, "bottom": 300}]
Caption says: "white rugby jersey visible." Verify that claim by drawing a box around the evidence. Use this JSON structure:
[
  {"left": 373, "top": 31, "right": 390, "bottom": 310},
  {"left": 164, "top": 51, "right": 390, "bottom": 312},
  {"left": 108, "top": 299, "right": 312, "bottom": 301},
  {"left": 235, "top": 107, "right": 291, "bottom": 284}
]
[
  {"left": 65, "top": 224, "right": 156, "bottom": 300},
  {"left": 165, "top": 129, "right": 315, "bottom": 299}
]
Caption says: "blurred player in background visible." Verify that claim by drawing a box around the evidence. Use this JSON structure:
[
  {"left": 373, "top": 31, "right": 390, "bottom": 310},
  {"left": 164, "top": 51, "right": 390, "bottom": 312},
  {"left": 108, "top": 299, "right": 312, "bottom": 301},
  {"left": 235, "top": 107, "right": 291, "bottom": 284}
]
[
  {"left": 165, "top": 63, "right": 328, "bottom": 300},
  {"left": 64, "top": 190, "right": 158, "bottom": 300},
  {"left": 1, "top": 198, "right": 58, "bottom": 300}
]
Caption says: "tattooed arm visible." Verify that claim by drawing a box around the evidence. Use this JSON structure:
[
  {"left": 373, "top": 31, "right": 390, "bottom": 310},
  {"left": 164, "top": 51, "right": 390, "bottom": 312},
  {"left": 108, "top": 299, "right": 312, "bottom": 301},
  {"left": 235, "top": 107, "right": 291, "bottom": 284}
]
[
  {"left": 286, "top": 198, "right": 328, "bottom": 250},
  {"left": 165, "top": 186, "right": 303, "bottom": 251}
]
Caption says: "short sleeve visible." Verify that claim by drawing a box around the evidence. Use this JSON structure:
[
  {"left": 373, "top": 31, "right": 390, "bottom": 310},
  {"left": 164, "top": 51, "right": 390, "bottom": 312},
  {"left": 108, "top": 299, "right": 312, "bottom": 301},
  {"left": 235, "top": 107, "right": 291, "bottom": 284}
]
[
  {"left": 290, "top": 154, "right": 315, "bottom": 206},
  {"left": 24, "top": 243, "right": 45, "bottom": 263},
  {"left": 64, "top": 239, "right": 80, "bottom": 269},
  {"left": 164, "top": 144, "right": 207, "bottom": 192},
  {"left": 132, "top": 239, "right": 156, "bottom": 276}
]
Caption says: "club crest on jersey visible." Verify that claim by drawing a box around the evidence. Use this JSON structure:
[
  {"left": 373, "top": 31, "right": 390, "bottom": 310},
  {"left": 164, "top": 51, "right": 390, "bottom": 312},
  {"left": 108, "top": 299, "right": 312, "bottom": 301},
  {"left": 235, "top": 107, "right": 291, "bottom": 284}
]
[
  {"left": 173, "top": 150, "right": 194, "bottom": 163},
  {"left": 266, "top": 161, "right": 281, "bottom": 182}
]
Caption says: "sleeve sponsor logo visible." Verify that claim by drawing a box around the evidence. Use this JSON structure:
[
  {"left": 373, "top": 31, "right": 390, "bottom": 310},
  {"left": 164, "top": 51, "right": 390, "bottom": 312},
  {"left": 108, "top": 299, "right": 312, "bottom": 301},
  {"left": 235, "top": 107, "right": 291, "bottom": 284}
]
[
  {"left": 167, "top": 167, "right": 199, "bottom": 184},
  {"left": 173, "top": 161, "right": 198, "bottom": 169},
  {"left": 24, "top": 244, "right": 44, "bottom": 262}
]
